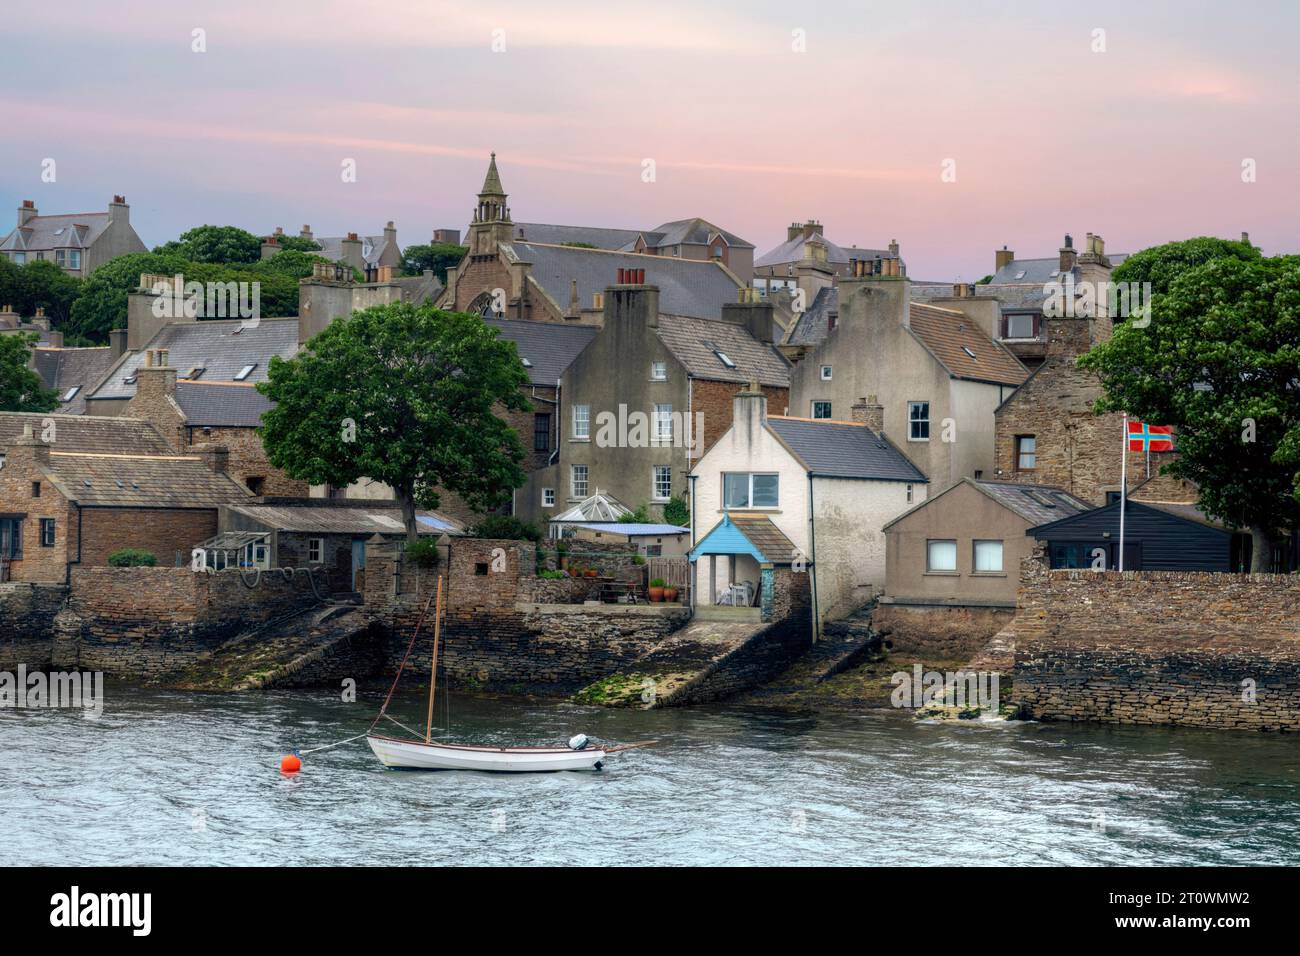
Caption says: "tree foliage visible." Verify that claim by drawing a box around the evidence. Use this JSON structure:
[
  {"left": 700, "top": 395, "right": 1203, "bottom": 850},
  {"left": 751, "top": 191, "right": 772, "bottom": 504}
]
[
  {"left": 155, "top": 225, "right": 263, "bottom": 264},
  {"left": 0, "top": 332, "right": 59, "bottom": 412},
  {"left": 662, "top": 495, "right": 689, "bottom": 527},
  {"left": 1111, "top": 236, "right": 1260, "bottom": 295},
  {"left": 401, "top": 242, "right": 468, "bottom": 284},
  {"left": 1080, "top": 250, "right": 1300, "bottom": 563},
  {"left": 0, "top": 259, "right": 82, "bottom": 326},
  {"left": 257, "top": 303, "right": 531, "bottom": 539},
  {"left": 272, "top": 235, "right": 321, "bottom": 254}
]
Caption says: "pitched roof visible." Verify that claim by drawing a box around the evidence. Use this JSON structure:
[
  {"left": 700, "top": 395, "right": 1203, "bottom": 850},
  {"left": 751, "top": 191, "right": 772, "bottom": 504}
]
[
  {"left": 785, "top": 287, "right": 838, "bottom": 346},
  {"left": 89, "top": 318, "right": 299, "bottom": 401},
  {"left": 0, "top": 412, "right": 172, "bottom": 455},
  {"left": 30, "top": 347, "right": 115, "bottom": 413},
  {"left": 507, "top": 241, "right": 742, "bottom": 320},
  {"left": 907, "top": 303, "right": 1028, "bottom": 387},
  {"left": 312, "top": 234, "right": 393, "bottom": 268},
  {"left": 223, "top": 502, "right": 464, "bottom": 535},
  {"left": 755, "top": 233, "right": 895, "bottom": 269},
  {"left": 0, "top": 213, "right": 110, "bottom": 252},
  {"left": 971, "top": 480, "right": 1092, "bottom": 524},
  {"left": 766, "top": 416, "right": 927, "bottom": 482},
  {"left": 636, "top": 218, "right": 754, "bottom": 250},
  {"left": 175, "top": 380, "right": 275, "bottom": 428},
  {"left": 483, "top": 318, "right": 596, "bottom": 385},
  {"left": 689, "top": 513, "right": 796, "bottom": 564},
  {"left": 513, "top": 223, "right": 642, "bottom": 250},
  {"left": 42, "top": 452, "right": 252, "bottom": 508},
  {"left": 655, "top": 314, "right": 790, "bottom": 386}
]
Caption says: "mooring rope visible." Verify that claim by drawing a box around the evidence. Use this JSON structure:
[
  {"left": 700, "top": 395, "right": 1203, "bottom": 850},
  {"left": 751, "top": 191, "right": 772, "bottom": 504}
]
[
  {"left": 297, "top": 732, "right": 370, "bottom": 756},
  {"left": 369, "top": 588, "right": 438, "bottom": 732}
]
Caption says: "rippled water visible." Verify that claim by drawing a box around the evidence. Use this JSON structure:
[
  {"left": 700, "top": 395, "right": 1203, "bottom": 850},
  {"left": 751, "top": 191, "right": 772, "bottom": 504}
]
[{"left": 2, "top": 684, "right": 1298, "bottom": 866}]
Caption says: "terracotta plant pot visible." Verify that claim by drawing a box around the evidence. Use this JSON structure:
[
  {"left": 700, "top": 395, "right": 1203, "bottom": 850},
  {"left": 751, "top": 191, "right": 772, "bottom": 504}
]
[
  {"left": 648, "top": 586, "right": 665, "bottom": 602},
  {"left": 585, "top": 570, "right": 597, "bottom": 578},
  {"left": 664, "top": 587, "right": 678, "bottom": 602}
]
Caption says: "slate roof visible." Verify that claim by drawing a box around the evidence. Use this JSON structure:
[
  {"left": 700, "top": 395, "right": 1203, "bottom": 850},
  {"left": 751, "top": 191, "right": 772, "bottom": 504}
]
[
  {"left": 30, "top": 347, "right": 115, "bottom": 413},
  {"left": 90, "top": 318, "right": 299, "bottom": 401},
  {"left": 507, "top": 241, "right": 741, "bottom": 320},
  {"left": 729, "top": 513, "right": 797, "bottom": 561},
  {"left": 513, "top": 223, "right": 642, "bottom": 250},
  {"left": 223, "top": 502, "right": 464, "bottom": 535},
  {"left": 0, "top": 213, "right": 110, "bottom": 253},
  {"left": 766, "top": 416, "right": 926, "bottom": 482},
  {"left": 908, "top": 303, "right": 1028, "bottom": 387},
  {"left": 989, "top": 253, "right": 1129, "bottom": 286},
  {"left": 0, "top": 412, "right": 172, "bottom": 455},
  {"left": 973, "top": 480, "right": 1091, "bottom": 524},
  {"left": 483, "top": 318, "right": 597, "bottom": 386},
  {"left": 385, "top": 272, "right": 443, "bottom": 304},
  {"left": 312, "top": 234, "right": 394, "bottom": 268},
  {"left": 785, "top": 287, "right": 838, "bottom": 346},
  {"left": 755, "top": 233, "right": 896, "bottom": 269},
  {"left": 43, "top": 452, "right": 252, "bottom": 508},
  {"left": 634, "top": 218, "right": 754, "bottom": 251},
  {"left": 655, "top": 314, "right": 790, "bottom": 386},
  {"left": 175, "top": 380, "right": 275, "bottom": 428}
]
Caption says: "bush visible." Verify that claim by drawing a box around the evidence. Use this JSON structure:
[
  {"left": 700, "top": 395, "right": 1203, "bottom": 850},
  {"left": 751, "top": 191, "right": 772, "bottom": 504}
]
[
  {"left": 632, "top": 554, "right": 646, "bottom": 565},
  {"left": 538, "top": 569, "right": 566, "bottom": 580},
  {"left": 404, "top": 538, "right": 441, "bottom": 568},
  {"left": 662, "top": 495, "right": 689, "bottom": 527},
  {"left": 107, "top": 549, "right": 157, "bottom": 567},
  {"left": 618, "top": 503, "right": 650, "bottom": 524},
  {"left": 469, "top": 514, "right": 541, "bottom": 541}
]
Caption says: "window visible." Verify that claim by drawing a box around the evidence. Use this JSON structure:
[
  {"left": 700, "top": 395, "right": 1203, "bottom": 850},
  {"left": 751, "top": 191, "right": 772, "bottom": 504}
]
[
  {"left": 571, "top": 464, "right": 588, "bottom": 499},
  {"left": 0, "top": 517, "right": 21, "bottom": 559},
  {"left": 712, "top": 245, "right": 723, "bottom": 259},
  {"left": 1105, "top": 490, "right": 1122, "bottom": 505},
  {"left": 704, "top": 340, "right": 736, "bottom": 369},
  {"left": 308, "top": 538, "right": 323, "bottom": 563},
  {"left": 1016, "top": 435, "right": 1036, "bottom": 470},
  {"left": 571, "top": 404, "right": 590, "bottom": 440},
  {"left": 723, "top": 472, "right": 779, "bottom": 509},
  {"left": 40, "top": 518, "right": 55, "bottom": 547},
  {"left": 1005, "top": 313, "right": 1036, "bottom": 339},
  {"left": 68, "top": 250, "right": 81, "bottom": 270},
  {"left": 811, "top": 401, "right": 832, "bottom": 419},
  {"left": 55, "top": 250, "right": 66, "bottom": 267},
  {"left": 187, "top": 367, "right": 205, "bottom": 380},
  {"left": 533, "top": 413, "right": 551, "bottom": 452},
  {"left": 653, "top": 465, "right": 672, "bottom": 501},
  {"left": 246, "top": 476, "right": 265, "bottom": 496},
  {"left": 650, "top": 361, "right": 667, "bottom": 381},
  {"left": 961, "top": 346, "right": 977, "bottom": 360},
  {"left": 820, "top": 365, "right": 832, "bottom": 381},
  {"left": 646, "top": 545, "right": 663, "bottom": 557},
  {"left": 234, "top": 363, "right": 256, "bottom": 381},
  {"left": 906, "top": 483, "right": 914, "bottom": 503},
  {"left": 973, "top": 540, "right": 1003, "bottom": 573},
  {"left": 31, "top": 481, "right": 40, "bottom": 498},
  {"left": 927, "top": 539, "right": 958, "bottom": 572},
  {"left": 13, "top": 253, "right": 25, "bottom": 265},
  {"left": 653, "top": 404, "right": 673, "bottom": 443},
  {"left": 908, "top": 401, "right": 930, "bottom": 440},
  {"left": 61, "top": 386, "right": 80, "bottom": 403},
  {"left": 475, "top": 562, "right": 489, "bottom": 576},
  {"left": 542, "top": 488, "right": 555, "bottom": 507}
]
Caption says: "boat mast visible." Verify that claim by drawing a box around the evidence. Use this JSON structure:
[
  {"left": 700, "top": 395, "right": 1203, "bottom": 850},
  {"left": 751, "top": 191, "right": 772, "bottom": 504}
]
[{"left": 425, "top": 575, "right": 444, "bottom": 743}]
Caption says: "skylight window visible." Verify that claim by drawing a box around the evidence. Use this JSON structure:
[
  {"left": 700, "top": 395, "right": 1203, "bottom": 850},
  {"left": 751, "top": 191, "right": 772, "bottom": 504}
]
[
  {"left": 1014, "top": 270, "right": 1026, "bottom": 280},
  {"left": 124, "top": 375, "right": 137, "bottom": 385},
  {"left": 234, "top": 363, "right": 256, "bottom": 381},
  {"left": 61, "top": 386, "right": 80, "bottom": 402},
  {"left": 521, "top": 358, "right": 533, "bottom": 368},
  {"left": 962, "top": 346, "right": 977, "bottom": 359},
  {"left": 188, "top": 366, "right": 205, "bottom": 379},
  {"left": 703, "top": 339, "right": 735, "bottom": 369}
]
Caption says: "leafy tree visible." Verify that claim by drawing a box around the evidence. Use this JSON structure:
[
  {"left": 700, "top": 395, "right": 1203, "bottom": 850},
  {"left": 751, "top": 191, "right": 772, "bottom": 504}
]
[
  {"left": 469, "top": 514, "right": 541, "bottom": 541},
  {"left": 1111, "top": 236, "right": 1260, "bottom": 295},
  {"left": 662, "top": 495, "right": 689, "bottom": 527},
  {"left": 1079, "top": 253, "right": 1300, "bottom": 569},
  {"left": 16, "top": 260, "right": 82, "bottom": 325},
  {"left": 271, "top": 235, "right": 321, "bottom": 254},
  {"left": 155, "top": 225, "right": 262, "bottom": 264},
  {"left": 618, "top": 503, "right": 651, "bottom": 523},
  {"left": 0, "top": 332, "right": 59, "bottom": 412},
  {"left": 257, "top": 303, "right": 530, "bottom": 540},
  {"left": 401, "top": 242, "right": 467, "bottom": 284}
]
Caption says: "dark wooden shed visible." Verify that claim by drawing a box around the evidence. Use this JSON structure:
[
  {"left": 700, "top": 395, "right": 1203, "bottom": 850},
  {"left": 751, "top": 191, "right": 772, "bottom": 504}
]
[{"left": 1027, "top": 500, "right": 1238, "bottom": 572}]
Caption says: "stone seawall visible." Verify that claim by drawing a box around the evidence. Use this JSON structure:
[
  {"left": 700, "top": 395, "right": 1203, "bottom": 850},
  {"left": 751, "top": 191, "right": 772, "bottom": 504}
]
[
  {"left": 1011, "top": 559, "right": 1300, "bottom": 731},
  {"left": 0, "top": 583, "right": 67, "bottom": 669}
]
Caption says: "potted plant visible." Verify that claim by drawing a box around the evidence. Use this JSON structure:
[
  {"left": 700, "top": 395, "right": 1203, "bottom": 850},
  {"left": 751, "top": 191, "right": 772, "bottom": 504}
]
[
  {"left": 648, "top": 578, "right": 666, "bottom": 602},
  {"left": 664, "top": 585, "right": 679, "bottom": 602},
  {"left": 585, "top": 567, "right": 598, "bottom": 578}
]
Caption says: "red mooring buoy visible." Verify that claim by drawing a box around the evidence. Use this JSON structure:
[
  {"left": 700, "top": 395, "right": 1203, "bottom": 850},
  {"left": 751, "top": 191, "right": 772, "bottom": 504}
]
[{"left": 280, "top": 754, "right": 302, "bottom": 773}]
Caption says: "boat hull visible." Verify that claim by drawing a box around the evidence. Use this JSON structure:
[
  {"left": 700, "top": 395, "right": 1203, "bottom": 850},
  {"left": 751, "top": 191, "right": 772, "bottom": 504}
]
[{"left": 366, "top": 734, "right": 607, "bottom": 772}]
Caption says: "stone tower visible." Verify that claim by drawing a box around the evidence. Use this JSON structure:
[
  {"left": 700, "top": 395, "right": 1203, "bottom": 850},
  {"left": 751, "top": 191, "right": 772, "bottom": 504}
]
[{"left": 468, "top": 152, "right": 513, "bottom": 256}]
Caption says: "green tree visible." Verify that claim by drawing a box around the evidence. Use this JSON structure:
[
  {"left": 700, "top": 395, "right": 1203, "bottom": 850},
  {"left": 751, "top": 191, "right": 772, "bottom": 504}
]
[
  {"left": 0, "top": 260, "right": 81, "bottom": 326},
  {"left": 271, "top": 235, "right": 321, "bottom": 254},
  {"left": 1079, "top": 253, "right": 1300, "bottom": 569},
  {"left": 155, "top": 225, "right": 263, "bottom": 264},
  {"left": 257, "top": 303, "right": 531, "bottom": 540},
  {"left": 401, "top": 242, "right": 467, "bottom": 284},
  {"left": 0, "top": 333, "right": 59, "bottom": 412},
  {"left": 662, "top": 495, "right": 689, "bottom": 527},
  {"left": 1111, "top": 236, "right": 1260, "bottom": 294}
]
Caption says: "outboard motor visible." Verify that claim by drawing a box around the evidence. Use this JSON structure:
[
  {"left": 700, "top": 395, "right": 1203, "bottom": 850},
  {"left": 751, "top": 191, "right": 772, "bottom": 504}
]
[{"left": 568, "top": 733, "right": 590, "bottom": 751}]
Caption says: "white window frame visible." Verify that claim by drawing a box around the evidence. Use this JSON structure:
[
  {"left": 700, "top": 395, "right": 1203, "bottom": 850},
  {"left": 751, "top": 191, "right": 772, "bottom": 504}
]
[
  {"left": 542, "top": 488, "right": 555, "bottom": 507},
  {"left": 68, "top": 249, "right": 81, "bottom": 270},
  {"left": 1017, "top": 435, "right": 1037, "bottom": 470},
  {"left": 650, "top": 361, "right": 667, "bottom": 381},
  {"left": 820, "top": 365, "right": 832, "bottom": 381},
  {"left": 926, "top": 539, "right": 958, "bottom": 573},
  {"left": 908, "top": 401, "right": 930, "bottom": 441},
  {"left": 570, "top": 464, "right": 588, "bottom": 499},
  {"left": 973, "top": 539, "right": 1004, "bottom": 573},
  {"left": 308, "top": 538, "right": 324, "bottom": 563},
  {"left": 652, "top": 465, "right": 671, "bottom": 501},
  {"left": 571, "top": 404, "right": 590, "bottom": 441},
  {"left": 722, "top": 472, "right": 779, "bottom": 509},
  {"left": 1006, "top": 313, "right": 1035, "bottom": 339},
  {"left": 653, "top": 403, "right": 673, "bottom": 444},
  {"left": 811, "top": 401, "right": 832, "bottom": 420}
]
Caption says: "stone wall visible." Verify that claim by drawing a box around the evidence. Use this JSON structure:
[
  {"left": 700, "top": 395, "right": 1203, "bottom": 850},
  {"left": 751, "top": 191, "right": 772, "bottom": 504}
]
[
  {"left": 1011, "top": 553, "right": 1300, "bottom": 731},
  {"left": 78, "top": 507, "right": 217, "bottom": 569},
  {"left": 0, "top": 582, "right": 67, "bottom": 668},
  {"left": 872, "top": 602, "right": 1014, "bottom": 662},
  {"left": 56, "top": 566, "right": 325, "bottom": 677}
]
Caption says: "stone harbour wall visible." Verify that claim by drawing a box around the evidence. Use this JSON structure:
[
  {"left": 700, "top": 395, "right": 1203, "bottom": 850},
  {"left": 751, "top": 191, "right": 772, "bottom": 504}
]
[
  {"left": 1011, "top": 556, "right": 1300, "bottom": 731},
  {"left": 0, "top": 583, "right": 67, "bottom": 668}
]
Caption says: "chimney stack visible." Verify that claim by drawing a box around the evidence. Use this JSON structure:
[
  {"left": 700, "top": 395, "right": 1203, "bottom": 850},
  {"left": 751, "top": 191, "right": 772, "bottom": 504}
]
[
  {"left": 300, "top": 224, "right": 313, "bottom": 240},
  {"left": 995, "top": 245, "right": 1014, "bottom": 273},
  {"left": 260, "top": 235, "right": 280, "bottom": 260},
  {"left": 109, "top": 194, "right": 129, "bottom": 224},
  {"left": 851, "top": 395, "right": 885, "bottom": 434},
  {"left": 17, "top": 200, "right": 36, "bottom": 228},
  {"left": 339, "top": 233, "right": 364, "bottom": 271},
  {"left": 1059, "top": 234, "right": 1076, "bottom": 273},
  {"left": 109, "top": 328, "right": 128, "bottom": 359},
  {"left": 721, "top": 290, "right": 775, "bottom": 344},
  {"left": 604, "top": 277, "right": 659, "bottom": 330},
  {"left": 192, "top": 443, "right": 230, "bottom": 475},
  {"left": 732, "top": 379, "right": 768, "bottom": 433}
]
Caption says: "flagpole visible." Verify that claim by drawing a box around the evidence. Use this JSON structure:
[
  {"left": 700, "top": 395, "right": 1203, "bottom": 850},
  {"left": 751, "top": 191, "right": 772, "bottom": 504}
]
[{"left": 1119, "top": 415, "right": 1127, "bottom": 572}]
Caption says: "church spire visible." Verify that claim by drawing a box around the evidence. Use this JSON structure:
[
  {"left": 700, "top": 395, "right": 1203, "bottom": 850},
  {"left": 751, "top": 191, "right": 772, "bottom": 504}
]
[
  {"left": 469, "top": 152, "right": 512, "bottom": 255},
  {"left": 480, "top": 152, "right": 505, "bottom": 197}
]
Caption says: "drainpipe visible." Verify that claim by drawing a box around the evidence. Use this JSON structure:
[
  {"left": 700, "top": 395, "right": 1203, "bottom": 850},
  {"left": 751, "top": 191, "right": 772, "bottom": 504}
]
[
  {"left": 807, "top": 473, "right": 820, "bottom": 642},
  {"left": 688, "top": 472, "right": 697, "bottom": 613}
]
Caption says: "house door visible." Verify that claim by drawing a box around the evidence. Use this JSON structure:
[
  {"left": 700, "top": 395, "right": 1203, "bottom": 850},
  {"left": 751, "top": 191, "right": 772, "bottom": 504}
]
[{"left": 351, "top": 539, "right": 366, "bottom": 591}]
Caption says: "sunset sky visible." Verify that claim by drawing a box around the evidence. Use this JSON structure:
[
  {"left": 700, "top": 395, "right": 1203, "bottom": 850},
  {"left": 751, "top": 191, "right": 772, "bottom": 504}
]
[{"left": 4, "top": 0, "right": 1298, "bottom": 279}]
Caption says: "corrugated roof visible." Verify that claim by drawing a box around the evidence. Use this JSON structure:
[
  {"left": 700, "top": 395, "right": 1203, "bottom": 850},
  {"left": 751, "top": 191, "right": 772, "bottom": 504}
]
[
  {"left": 175, "top": 380, "right": 275, "bottom": 428},
  {"left": 224, "top": 503, "right": 463, "bottom": 535},
  {"left": 655, "top": 314, "right": 790, "bottom": 386},
  {"left": 767, "top": 416, "right": 926, "bottom": 482},
  {"left": 90, "top": 318, "right": 299, "bottom": 401},
  {"left": 0, "top": 412, "right": 172, "bottom": 455},
  {"left": 44, "top": 452, "right": 252, "bottom": 507},
  {"left": 508, "top": 241, "right": 741, "bottom": 320},
  {"left": 483, "top": 318, "right": 596, "bottom": 385},
  {"left": 908, "top": 303, "right": 1028, "bottom": 387}
]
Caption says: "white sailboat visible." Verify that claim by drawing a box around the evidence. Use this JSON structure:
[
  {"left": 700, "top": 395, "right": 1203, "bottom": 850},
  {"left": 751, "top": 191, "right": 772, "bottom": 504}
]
[{"left": 365, "top": 573, "right": 631, "bottom": 773}]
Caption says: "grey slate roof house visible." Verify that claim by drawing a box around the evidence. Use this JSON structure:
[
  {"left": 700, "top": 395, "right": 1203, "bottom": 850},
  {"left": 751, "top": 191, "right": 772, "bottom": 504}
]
[
  {"left": 0, "top": 196, "right": 147, "bottom": 276},
  {"left": 30, "top": 347, "right": 117, "bottom": 413}
]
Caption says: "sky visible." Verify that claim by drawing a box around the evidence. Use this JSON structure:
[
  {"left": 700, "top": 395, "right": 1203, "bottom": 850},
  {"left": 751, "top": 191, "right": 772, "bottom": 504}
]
[{"left": 3, "top": 0, "right": 1299, "bottom": 280}]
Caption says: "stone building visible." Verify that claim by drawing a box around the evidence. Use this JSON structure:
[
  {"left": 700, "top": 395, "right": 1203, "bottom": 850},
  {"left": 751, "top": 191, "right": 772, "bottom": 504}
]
[
  {"left": 785, "top": 270, "right": 1027, "bottom": 492},
  {"left": 753, "top": 219, "right": 903, "bottom": 297},
  {"left": 517, "top": 280, "right": 791, "bottom": 527},
  {"left": 0, "top": 413, "right": 250, "bottom": 583},
  {"left": 0, "top": 196, "right": 147, "bottom": 275},
  {"left": 270, "top": 222, "right": 403, "bottom": 272}
]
